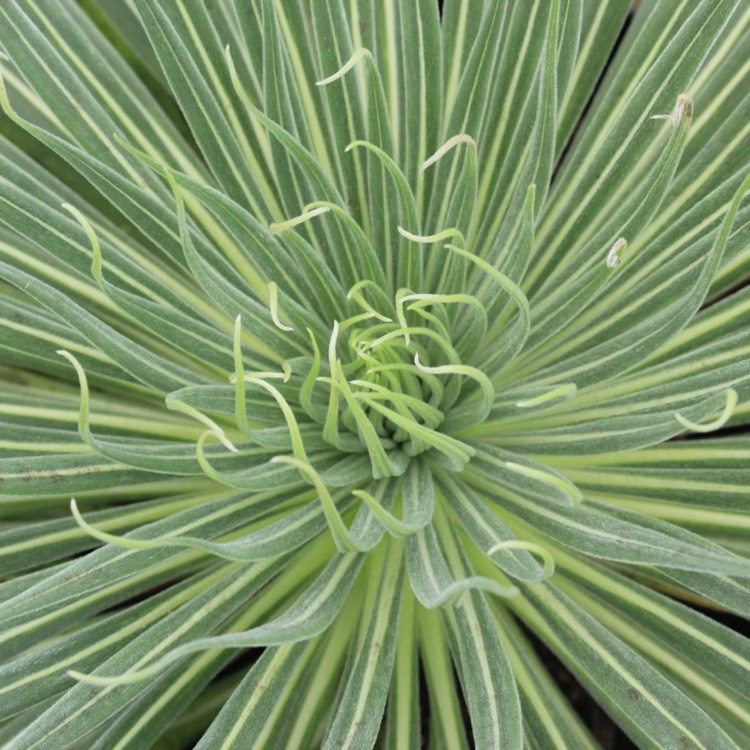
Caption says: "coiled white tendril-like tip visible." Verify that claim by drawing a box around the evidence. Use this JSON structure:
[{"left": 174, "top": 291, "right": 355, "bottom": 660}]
[
  {"left": 651, "top": 94, "right": 693, "bottom": 127},
  {"left": 606, "top": 237, "right": 628, "bottom": 268}
]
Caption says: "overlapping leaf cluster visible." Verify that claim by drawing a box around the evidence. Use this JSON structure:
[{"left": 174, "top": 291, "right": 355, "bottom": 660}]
[{"left": 0, "top": 1, "right": 749, "bottom": 748}]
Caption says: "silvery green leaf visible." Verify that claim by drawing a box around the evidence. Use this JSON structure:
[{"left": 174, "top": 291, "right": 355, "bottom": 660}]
[{"left": 1, "top": 1, "right": 748, "bottom": 747}]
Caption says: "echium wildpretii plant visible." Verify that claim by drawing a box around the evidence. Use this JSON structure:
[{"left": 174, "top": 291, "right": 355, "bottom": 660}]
[{"left": 0, "top": 1, "right": 749, "bottom": 748}]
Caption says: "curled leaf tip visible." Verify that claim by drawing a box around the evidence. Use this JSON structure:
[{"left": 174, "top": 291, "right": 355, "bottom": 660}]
[
  {"left": 166, "top": 395, "right": 237, "bottom": 453},
  {"left": 67, "top": 669, "right": 98, "bottom": 684},
  {"left": 487, "top": 540, "right": 556, "bottom": 581},
  {"left": 62, "top": 202, "right": 104, "bottom": 284},
  {"left": 57, "top": 350, "right": 93, "bottom": 447},
  {"left": 272, "top": 455, "right": 360, "bottom": 552},
  {"left": 315, "top": 48, "right": 372, "bottom": 86},
  {"left": 675, "top": 388, "right": 737, "bottom": 433},
  {"left": 651, "top": 94, "right": 693, "bottom": 127},
  {"left": 421, "top": 576, "right": 520, "bottom": 609},
  {"left": 421, "top": 134, "right": 477, "bottom": 172},
  {"left": 505, "top": 462, "right": 583, "bottom": 506},
  {"left": 0, "top": 60, "right": 12, "bottom": 107},
  {"left": 56, "top": 348, "right": 81, "bottom": 375},
  {"left": 606, "top": 237, "right": 627, "bottom": 268},
  {"left": 516, "top": 383, "right": 577, "bottom": 408},
  {"left": 67, "top": 667, "right": 150, "bottom": 688},
  {"left": 70, "top": 498, "right": 105, "bottom": 542},
  {"left": 247, "top": 377, "right": 307, "bottom": 462},
  {"left": 397, "top": 226, "right": 464, "bottom": 246},
  {"left": 71, "top": 497, "right": 152, "bottom": 551},
  {"left": 269, "top": 206, "right": 331, "bottom": 233},
  {"left": 352, "top": 488, "right": 430, "bottom": 538},
  {"left": 267, "top": 281, "right": 294, "bottom": 332},
  {"left": 347, "top": 280, "right": 392, "bottom": 322}
]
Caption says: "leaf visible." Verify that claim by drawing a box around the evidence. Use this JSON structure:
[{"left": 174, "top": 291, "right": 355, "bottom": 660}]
[
  {"left": 0, "top": 2, "right": 749, "bottom": 747},
  {"left": 514, "top": 582, "right": 740, "bottom": 750},
  {"left": 469, "top": 457, "right": 750, "bottom": 577},
  {"left": 529, "top": 0, "right": 741, "bottom": 295},
  {"left": 192, "top": 642, "right": 312, "bottom": 750},
  {"left": 383, "top": 586, "right": 420, "bottom": 750},
  {"left": 69, "top": 551, "right": 364, "bottom": 686},
  {"left": 436, "top": 471, "right": 553, "bottom": 583},
  {"left": 416, "top": 605, "right": 470, "bottom": 750},
  {"left": 433, "top": 504, "right": 523, "bottom": 750},
  {"left": 0, "top": 488, "right": 294, "bottom": 658},
  {"left": 553, "top": 550, "right": 750, "bottom": 745},
  {"left": 131, "top": 0, "right": 279, "bottom": 220},
  {"left": 8, "top": 560, "right": 282, "bottom": 750},
  {"left": 0, "top": 490, "right": 213, "bottom": 575},
  {"left": 555, "top": 0, "right": 630, "bottom": 155},
  {"left": 0, "top": 573, "right": 209, "bottom": 721},
  {"left": 323, "top": 538, "right": 403, "bottom": 750},
  {"left": 0, "top": 259, "right": 202, "bottom": 392},
  {"left": 550, "top": 436, "right": 750, "bottom": 515},
  {"left": 491, "top": 605, "right": 600, "bottom": 750},
  {"left": 0, "top": 452, "right": 163, "bottom": 496}
]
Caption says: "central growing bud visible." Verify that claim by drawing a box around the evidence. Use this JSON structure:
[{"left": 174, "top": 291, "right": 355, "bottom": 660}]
[
  {"left": 303, "top": 280, "right": 500, "bottom": 480},
  {"left": 342, "top": 322, "right": 447, "bottom": 456}
]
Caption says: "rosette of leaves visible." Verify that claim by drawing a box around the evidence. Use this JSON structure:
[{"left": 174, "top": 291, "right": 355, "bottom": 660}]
[{"left": 0, "top": 1, "right": 749, "bottom": 748}]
